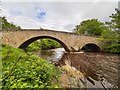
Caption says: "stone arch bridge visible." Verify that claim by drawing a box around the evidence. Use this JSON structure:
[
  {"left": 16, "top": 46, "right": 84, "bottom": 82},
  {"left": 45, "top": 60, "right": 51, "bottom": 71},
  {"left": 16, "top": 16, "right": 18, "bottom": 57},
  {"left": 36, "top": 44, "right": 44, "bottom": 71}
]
[{"left": 1, "top": 29, "right": 102, "bottom": 52}]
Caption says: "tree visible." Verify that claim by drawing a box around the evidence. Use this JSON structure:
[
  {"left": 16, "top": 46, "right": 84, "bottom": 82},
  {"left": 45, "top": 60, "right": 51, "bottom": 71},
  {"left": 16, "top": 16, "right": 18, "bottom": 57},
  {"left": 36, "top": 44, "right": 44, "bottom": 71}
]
[
  {"left": 73, "top": 11, "right": 120, "bottom": 53},
  {"left": 105, "top": 8, "right": 120, "bottom": 35},
  {"left": 74, "top": 19, "right": 107, "bottom": 36},
  {"left": 100, "top": 8, "right": 120, "bottom": 53},
  {"left": 26, "top": 39, "right": 62, "bottom": 52},
  {"left": 1, "top": 17, "right": 21, "bottom": 31}
]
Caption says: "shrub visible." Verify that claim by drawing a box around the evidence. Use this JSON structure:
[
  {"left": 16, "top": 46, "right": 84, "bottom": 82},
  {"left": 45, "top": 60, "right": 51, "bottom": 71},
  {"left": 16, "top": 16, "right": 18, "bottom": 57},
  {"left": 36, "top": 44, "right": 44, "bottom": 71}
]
[
  {"left": 104, "top": 43, "right": 120, "bottom": 54},
  {"left": 1, "top": 45, "right": 61, "bottom": 88}
]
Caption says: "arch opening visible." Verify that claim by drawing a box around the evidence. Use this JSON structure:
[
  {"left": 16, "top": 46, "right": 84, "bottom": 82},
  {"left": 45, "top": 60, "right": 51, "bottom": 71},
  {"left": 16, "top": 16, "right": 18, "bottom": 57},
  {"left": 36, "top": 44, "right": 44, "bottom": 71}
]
[
  {"left": 81, "top": 43, "right": 101, "bottom": 52},
  {"left": 18, "top": 36, "right": 70, "bottom": 52}
]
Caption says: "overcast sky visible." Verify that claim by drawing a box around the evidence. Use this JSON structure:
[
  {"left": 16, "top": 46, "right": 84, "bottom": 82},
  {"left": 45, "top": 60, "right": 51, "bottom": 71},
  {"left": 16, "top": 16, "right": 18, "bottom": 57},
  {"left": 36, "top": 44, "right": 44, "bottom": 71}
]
[{"left": 1, "top": 0, "right": 119, "bottom": 32}]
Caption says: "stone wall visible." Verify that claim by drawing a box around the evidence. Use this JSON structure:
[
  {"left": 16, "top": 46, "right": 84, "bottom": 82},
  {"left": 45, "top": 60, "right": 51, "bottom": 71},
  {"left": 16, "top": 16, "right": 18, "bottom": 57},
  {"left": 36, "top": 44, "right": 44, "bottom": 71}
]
[{"left": 1, "top": 29, "right": 102, "bottom": 52}]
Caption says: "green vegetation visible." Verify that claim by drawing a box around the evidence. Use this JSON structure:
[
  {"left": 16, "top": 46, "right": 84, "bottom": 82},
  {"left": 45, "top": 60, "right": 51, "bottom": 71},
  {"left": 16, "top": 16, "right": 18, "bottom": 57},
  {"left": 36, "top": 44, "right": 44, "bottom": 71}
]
[
  {"left": 1, "top": 44, "right": 61, "bottom": 88},
  {"left": 26, "top": 39, "right": 62, "bottom": 52},
  {"left": 74, "top": 19, "right": 107, "bottom": 36},
  {"left": 100, "top": 27, "right": 120, "bottom": 53},
  {"left": 100, "top": 8, "right": 120, "bottom": 54},
  {"left": 1, "top": 17, "right": 21, "bottom": 31},
  {"left": 74, "top": 8, "right": 120, "bottom": 54}
]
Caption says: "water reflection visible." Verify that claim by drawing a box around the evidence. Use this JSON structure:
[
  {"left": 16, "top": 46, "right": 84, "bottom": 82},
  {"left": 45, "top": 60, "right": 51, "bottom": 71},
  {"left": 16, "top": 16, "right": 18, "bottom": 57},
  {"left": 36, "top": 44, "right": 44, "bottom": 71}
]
[{"left": 34, "top": 48, "right": 120, "bottom": 89}]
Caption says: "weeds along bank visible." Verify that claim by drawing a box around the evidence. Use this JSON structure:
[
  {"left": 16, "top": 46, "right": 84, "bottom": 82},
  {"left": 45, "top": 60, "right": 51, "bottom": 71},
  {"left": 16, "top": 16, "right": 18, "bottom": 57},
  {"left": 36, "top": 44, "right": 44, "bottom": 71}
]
[{"left": 1, "top": 44, "right": 61, "bottom": 88}]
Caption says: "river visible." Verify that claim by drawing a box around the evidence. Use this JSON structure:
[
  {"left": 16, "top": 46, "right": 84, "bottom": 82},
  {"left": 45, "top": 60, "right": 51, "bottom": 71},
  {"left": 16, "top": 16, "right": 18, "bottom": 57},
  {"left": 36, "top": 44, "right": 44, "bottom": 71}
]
[{"left": 34, "top": 48, "right": 120, "bottom": 89}]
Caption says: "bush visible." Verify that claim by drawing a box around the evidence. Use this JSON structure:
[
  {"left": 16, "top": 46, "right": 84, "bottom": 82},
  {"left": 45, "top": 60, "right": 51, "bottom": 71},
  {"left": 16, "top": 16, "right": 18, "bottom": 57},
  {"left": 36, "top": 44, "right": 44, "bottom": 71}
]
[
  {"left": 25, "top": 41, "right": 41, "bottom": 52},
  {"left": 1, "top": 45, "right": 61, "bottom": 88},
  {"left": 26, "top": 39, "right": 62, "bottom": 52},
  {"left": 104, "top": 43, "right": 120, "bottom": 54},
  {"left": 40, "top": 39, "right": 62, "bottom": 50}
]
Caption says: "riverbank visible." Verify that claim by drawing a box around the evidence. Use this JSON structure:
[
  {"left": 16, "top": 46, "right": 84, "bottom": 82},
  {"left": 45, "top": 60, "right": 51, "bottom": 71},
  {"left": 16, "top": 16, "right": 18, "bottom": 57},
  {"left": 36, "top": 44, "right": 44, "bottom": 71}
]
[{"left": 58, "top": 60, "right": 86, "bottom": 88}]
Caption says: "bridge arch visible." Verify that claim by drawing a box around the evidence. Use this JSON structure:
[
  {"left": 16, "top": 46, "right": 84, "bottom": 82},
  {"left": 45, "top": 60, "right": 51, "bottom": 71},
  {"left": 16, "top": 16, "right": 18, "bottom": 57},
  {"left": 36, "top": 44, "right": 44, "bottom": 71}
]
[
  {"left": 81, "top": 43, "right": 101, "bottom": 52},
  {"left": 18, "top": 36, "right": 70, "bottom": 52}
]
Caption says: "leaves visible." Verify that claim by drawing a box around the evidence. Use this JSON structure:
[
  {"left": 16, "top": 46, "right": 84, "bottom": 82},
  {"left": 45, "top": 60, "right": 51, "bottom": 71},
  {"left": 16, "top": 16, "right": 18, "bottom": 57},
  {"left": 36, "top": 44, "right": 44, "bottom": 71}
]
[
  {"left": 107, "top": 8, "right": 120, "bottom": 32},
  {"left": 26, "top": 39, "right": 62, "bottom": 52},
  {"left": 1, "top": 17, "right": 21, "bottom": 31},
  {"left": 1, "top": 44, "right": 61, "bottom": 88},
  {"left": 74, "top": 19, "right": 107, "bottom": 36},
  {"left": 101, "top": 8, "right": 120, "bottom": 54}
]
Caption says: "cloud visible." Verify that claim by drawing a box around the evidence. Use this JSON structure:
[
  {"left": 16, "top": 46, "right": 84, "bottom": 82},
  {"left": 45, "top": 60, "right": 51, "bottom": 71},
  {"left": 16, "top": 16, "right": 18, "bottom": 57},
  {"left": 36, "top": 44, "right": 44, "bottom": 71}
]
[
  {"left": 10, "top": 10, "right": 22, "bottom": 16},
  {"left": 1, "top": 1, "right": 119, "bottom": 32}
]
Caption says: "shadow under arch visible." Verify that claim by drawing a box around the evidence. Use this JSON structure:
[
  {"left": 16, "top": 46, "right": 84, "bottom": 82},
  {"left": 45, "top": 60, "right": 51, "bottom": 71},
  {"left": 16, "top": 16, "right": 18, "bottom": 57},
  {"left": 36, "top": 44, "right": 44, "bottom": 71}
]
[
  {"left": 18, "top": 36, "right": 70, "bottom": 52},
  {"left": 81, "top": 43, "right": 101, "bottom": 52}
]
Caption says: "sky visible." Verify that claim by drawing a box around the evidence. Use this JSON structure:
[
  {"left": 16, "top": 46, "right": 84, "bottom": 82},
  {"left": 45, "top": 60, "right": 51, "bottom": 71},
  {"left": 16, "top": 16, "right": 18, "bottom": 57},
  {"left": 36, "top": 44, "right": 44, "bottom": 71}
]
[{"left": 1, "top": 0, "right": 120, "bottom": 32}]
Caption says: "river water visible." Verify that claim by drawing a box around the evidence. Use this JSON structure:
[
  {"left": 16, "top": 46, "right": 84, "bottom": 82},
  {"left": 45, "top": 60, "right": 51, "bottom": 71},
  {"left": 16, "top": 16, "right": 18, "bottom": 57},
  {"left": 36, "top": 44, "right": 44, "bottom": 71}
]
[{"left": 34, "top": 48, "right": 120, "bottom": 89}]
